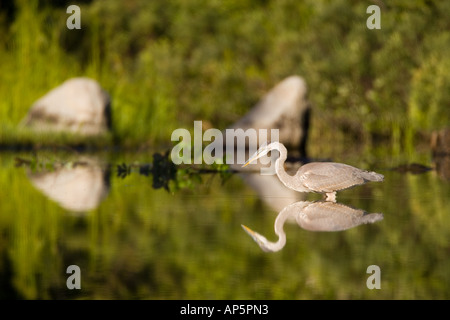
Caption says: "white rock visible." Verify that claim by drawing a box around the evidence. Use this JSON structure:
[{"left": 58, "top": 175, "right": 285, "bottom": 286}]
[
  {"left": 22, "top": 77, "right": 111, "bottom": 135},
  {"left": 227, "top": 75, "right": 311, "bottom": 156}
]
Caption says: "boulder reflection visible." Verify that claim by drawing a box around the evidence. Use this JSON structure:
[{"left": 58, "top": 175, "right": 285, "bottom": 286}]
[
  {"left": 242, "top": 200, "right": 383, "bottom": 252},
  {"left": 26, "top": 158, "right": 110, "bottom": 214}
]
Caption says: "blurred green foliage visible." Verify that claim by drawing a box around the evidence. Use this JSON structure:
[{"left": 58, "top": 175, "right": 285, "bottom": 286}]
[
  {"left": 1, "top": 1, "right": 449, "bottom": 301},
  {"left": 0, "top": 0, "right": 449, "bottom": 153}
]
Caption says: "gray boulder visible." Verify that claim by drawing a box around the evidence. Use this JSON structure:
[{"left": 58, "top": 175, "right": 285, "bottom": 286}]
[
  {"left": 227, "top": 75, "right": 311, "bottom": 157},
  {"left": 21, "top": 77, "right": 111, "bottom": 135}
]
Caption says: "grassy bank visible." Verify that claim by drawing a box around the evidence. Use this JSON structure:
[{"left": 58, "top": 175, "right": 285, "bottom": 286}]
[{"left": 0, "top": 0, "right": 449, "bottom": 154}]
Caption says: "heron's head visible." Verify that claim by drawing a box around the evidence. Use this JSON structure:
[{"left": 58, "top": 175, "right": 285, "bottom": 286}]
[
  {"left": 242, "top": 142, "right": 277, "bottom": 167},
  {"left": 241, "top": 224, "right": 276, "bottom": 252}
]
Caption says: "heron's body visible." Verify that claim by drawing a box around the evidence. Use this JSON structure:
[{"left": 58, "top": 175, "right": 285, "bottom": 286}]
[
  {"left": 281, "top": 161, "right": 383, "bottom": 194},
  {"left": 243, "top": 142, "right": 383, "bottom": 201}
]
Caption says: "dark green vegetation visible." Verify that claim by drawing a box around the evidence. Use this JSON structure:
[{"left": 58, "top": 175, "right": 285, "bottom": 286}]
[{"left": 0, "top": 0, "right": 449, "bottom": 152}]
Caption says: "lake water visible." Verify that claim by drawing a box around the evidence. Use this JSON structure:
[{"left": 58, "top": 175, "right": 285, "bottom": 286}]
[{"left": 0, "top": 148, "right": 449, "bottom": 299}]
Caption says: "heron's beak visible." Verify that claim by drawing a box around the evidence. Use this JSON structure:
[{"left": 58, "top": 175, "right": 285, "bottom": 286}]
[
  {"left": 241, "top": 224, "right": 257, "bottom": 238},
  {"left": 241, "top": 224, "right": 264, "bottom": 247},
  {"left": 242, "top": 161, "right": 251, "bottom": 168},
  {"left": 242, "top": 153, "right": 261, "bottom": 167}
]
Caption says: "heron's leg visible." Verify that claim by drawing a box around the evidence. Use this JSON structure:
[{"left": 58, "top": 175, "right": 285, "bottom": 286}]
[{"left": 325, "top": 192, "right": 336, "bottom": 202}]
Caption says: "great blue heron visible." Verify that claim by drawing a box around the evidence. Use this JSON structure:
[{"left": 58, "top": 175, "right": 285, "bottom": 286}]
[
  {"left": 243, "top": 142, "right": 384, "bottom": 201},
  {"left": 242, "top": 200, "right": 384, "bottom": 252}
]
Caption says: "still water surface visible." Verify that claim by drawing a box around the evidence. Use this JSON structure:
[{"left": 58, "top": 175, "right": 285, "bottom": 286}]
[{"left": 0, "top": 149, "right": 449, "bottom": 299}]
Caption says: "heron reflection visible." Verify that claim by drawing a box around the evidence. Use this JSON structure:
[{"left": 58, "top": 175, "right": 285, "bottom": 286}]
[{"left": 242, "top": 200, "right": 383, "bottom": 252}]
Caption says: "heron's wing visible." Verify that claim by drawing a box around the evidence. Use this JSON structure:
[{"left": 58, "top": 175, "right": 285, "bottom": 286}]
[{"left": 298, "top": 162, "right": 366, "bottom": 192}]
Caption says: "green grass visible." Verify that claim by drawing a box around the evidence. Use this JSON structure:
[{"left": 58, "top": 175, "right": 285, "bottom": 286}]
[{"left": 0, "top": 0, "right": 449, "bottom": 154}]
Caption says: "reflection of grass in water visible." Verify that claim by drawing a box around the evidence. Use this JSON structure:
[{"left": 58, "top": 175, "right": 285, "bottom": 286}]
[
  {"left": 1, "top": 151, "right": 450, "bottom": 299},
  {"left": 0, "top": 156, "right": 64, "bottom": 299},
  {"left": 408, "top": 173, "right": 450, "bottom": 246}
]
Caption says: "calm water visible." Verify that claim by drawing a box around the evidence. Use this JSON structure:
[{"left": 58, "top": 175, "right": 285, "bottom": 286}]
[{"left": 0, "top": 149, "right": 449, "bottom": 299}]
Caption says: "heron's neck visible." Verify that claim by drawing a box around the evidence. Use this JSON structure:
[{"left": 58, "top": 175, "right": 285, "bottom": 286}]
[
  {"left": 273, "top": 207, "right": 289, "bottom": 248},
  {"left": 261, "top": 203, "right": 293, "bottom": 252},
  {"left": 274, "top": 143, "right": 310, "bottom": 192},
  {"left": 275, "top": 145, "right": 296, "bottom": 190},
  {"left": 263, "top": 228, "right": 286, "bottom": 252}
]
